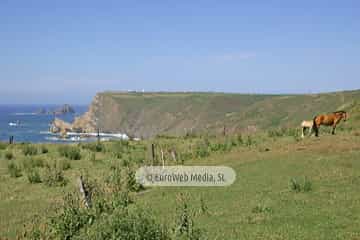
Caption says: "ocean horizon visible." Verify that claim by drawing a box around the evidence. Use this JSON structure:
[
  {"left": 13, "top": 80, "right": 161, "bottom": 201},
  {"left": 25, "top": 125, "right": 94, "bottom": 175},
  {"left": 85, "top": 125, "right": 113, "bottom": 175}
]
[{"left": 0, "top": 104, "right": 88, "bottom": 143}]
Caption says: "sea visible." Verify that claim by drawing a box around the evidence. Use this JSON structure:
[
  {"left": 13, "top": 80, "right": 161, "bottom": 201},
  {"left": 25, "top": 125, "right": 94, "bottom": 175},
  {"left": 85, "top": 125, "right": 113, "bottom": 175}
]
[{"left": 0, "top": 104, "right": 88, "bottom": 143}]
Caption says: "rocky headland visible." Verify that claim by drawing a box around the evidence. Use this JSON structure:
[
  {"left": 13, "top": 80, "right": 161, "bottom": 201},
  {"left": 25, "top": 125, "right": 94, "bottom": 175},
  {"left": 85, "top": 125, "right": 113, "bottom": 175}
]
[{"left": 49, "top": 90, "right": 360, "bottom": 139}]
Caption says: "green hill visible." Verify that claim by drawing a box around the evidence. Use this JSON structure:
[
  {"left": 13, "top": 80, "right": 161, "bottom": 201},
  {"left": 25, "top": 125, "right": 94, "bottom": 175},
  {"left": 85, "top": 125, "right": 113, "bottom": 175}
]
[{"left": 89, "top": 90, "right": 360, "bottom": 138}]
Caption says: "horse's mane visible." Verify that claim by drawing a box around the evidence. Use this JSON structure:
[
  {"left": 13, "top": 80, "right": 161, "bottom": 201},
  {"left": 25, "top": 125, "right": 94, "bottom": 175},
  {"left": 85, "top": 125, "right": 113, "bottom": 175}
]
[{"left": 333, "top": 110, "right": 346, "bottom": 114}]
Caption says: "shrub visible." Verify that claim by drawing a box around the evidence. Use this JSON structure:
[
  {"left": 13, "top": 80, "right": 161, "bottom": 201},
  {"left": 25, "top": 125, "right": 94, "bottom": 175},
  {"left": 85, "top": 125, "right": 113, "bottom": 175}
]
[
  {"left": 22, "top": 157, "right": 44, "bottom": 170},
  {"left": 40, "top": 145, "right": 49, "bottom": 154},
  {"left": 5, "top": 151, "right": 14, "bottom": 160},
  {"left": 289, "top": 177, "right": 312, "bottom": 193},
  {"left": 289, "top": 178, "right": 301, "bottom": 192},
  {"left": 8, "top": 162, "right": 22, "bottom": 178},
  {"left": 173, "top": 193, "right": 203, "bottom": 240},
  {"left": 198, "top": 196, "right": 209, "bottom": 215},
  {"left": 106, "top": 164, "right": 142, "bottom": 194},
  {"left": 22, "top": 144, "right": 38, "bottom": 156},
  {"left": 58, "top": 145, "right": 81, "bottom": 160},
  {"left": 80, "top": 206, "right": 170, "bottom": 240},
  {"left": 236, "top": 134, "right": 243, "bottom": 145},
  {"left": 245, "top": 135, "right": 255, "bottom": 147},
  {"left": 195, "top": 144, "right": 210, "bottom": 158},
  {"left": 81, "top": 142, "right": 104, "bottom": 152},
  {"left": 58, "top": 159, "right": 71, "bottom": 171},
  {"left": 303, "top": 177, "right": 313, "bottom": 192},
  {"left": 252, "top": 204, "right": 273, "bottom": 214},
  {"left": 268, "top": 129, "right": 284, "bottom": 138},
  {"left": 49, "top": 192, "right": 91, "bottom": 239},
  {"left": 47, "top": 178, "right": 167, "bottom": 240},
  {"left": 26, "top": 168, "right": 42, "bottom": 183},
  {"left": 179, "top": 152, "right": 192, "bottom": 164},
  {"left": 18, "top": 215, "right": 46, "bottom": 239},
  {"left": 108, "top": 140, "right": 131, "bottom": 156},
  {"left": 43, "top": 162, "right": 67, "bottom": 187},
  {"left": 23, "top": 174, "right": 198, "bottom": 240}
]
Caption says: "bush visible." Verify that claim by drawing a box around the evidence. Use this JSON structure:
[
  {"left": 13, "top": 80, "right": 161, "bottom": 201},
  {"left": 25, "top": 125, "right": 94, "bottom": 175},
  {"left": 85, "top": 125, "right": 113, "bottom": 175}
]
[
  {"left": 289, "top": 178, "right": 301, "bottom": 192},
  {"left": 173, "top": 193, "right": 203, "bottom": 240},
  {"left": 58, "top": 159, "right": 71, "bottom": 171},
  {"left": 289, "top": 177, "right": 312, "bottom": 193},
  {"left": 22, "top": 157, "right": 44, "bottom": 170},
  {"left": 40, "top": 145, "right": 49, "bottom": 154},
  {"left": 179, "top": 152, "right": 192, "bottom": 164},
  {"left": 22, "top": 144, "right": 38, "bottom": 156},
  {"left": 49, "top": 192, "right": 92, "bottom": 239},
  {"left": 81, "top": 142, "right": 104, "bottom": 152},
  {"left": 5, "top": 151, "right": 14, "bottom": 160},
  {"left": 198, "top": 196, "right": 209, "bottom": 215},
  {"left": 252, "top": 204, "right": 273, "bottom": 214},
  {"left": 106, "top": 141, "right": 132, "bottom": 159},
  {"left": 43, "top": 162, "right": 67, "bottom": 187},
  {"left": 58, "top": 145, "right": 81, "bottom": 160},
  {"left": 195, "top": 144, "right": 210, "bottom": 158},
  {"left": 303, "top": 177, "right": 313, "bottom": 192},
  {"left": 268, "top": 128, "right": 285, "bottom": 138},
  {"left": 79, "top": 206, "right": 170, "bottom": 240},
  {"left": 245, "top": 135, "right": 255, "bottom": 147},
  {"left": 236, "top": 134, "right": 243, "bottom": 145},
  {"left": 8, "top": 162, "right": 22, "bottom": 178},
  {"left": 106, "top": 164, "right": 143, "bottom": 193},
  {"left": 26, "top": 168, "right": 42, "bottom": 183}
]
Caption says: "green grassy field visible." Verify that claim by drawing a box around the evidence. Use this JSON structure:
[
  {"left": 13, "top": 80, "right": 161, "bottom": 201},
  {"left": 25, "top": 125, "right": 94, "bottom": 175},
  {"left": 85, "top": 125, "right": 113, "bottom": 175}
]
[{"left": 1, "top": 125, "right": 360, "bottom": 239}]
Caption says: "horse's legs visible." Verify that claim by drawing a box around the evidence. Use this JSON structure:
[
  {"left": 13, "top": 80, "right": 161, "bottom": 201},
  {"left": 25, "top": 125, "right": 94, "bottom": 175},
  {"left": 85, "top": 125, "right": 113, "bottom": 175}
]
[
  {"left": 301, "top": 127, "right": 305, "bottom": 138},
  {"left": 332, "top": 124, "right": 336, "bottom": 135},
  {"left": 308, "top": 126, "right": 313, "bottom": 136},
  {"left": 314, "top": 124, "right": 319, "bottom": 137}
]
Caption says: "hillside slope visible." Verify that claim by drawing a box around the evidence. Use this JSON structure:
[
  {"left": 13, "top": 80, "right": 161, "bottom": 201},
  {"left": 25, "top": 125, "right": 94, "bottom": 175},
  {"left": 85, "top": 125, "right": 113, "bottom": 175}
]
[{"left": 80, "top": 90, "right": 360, "bottom": 138}]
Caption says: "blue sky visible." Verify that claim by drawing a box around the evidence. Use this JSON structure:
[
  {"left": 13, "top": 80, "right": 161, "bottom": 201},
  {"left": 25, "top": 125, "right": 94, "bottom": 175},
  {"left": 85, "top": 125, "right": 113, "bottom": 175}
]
[{"left": 0, "top": 1, "right": 359, "bottom": 104}]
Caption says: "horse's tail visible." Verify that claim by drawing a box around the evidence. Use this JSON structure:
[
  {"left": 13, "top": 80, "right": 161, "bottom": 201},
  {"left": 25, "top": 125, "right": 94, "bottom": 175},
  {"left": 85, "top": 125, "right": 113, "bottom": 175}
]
[{"left": 312, "top": 116, "right": 318, "bottom": 137}]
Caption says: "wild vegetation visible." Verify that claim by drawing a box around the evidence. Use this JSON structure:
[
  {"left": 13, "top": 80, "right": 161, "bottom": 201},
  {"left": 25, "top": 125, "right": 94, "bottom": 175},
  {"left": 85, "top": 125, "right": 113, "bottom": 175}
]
[{"left": 1, "top": 91, "right": 360, "bottom": 239}]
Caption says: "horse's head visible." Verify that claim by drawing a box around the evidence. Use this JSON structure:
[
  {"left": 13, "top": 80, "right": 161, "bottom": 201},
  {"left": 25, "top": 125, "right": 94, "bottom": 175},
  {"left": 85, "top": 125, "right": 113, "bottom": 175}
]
[
  {"left": 337, "top": 111, "right": 348, "bottom": 121},
  {"left": 334, "top": 111, "right": 349, "bottom": 122}
]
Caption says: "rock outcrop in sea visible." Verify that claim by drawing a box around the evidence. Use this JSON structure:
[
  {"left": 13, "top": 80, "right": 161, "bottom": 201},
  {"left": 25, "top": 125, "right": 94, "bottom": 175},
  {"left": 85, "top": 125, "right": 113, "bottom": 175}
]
[
  {"left": 36, "top": 104, "right": 75, "bottom": 115},
  {"left": 49, "top": 99, "right": 98, "bottom": 137},
  {"left": 35, "top": 108, "right": 47, "bottom": 114},
  {"left": 52, "top": 104, "right": 75, "bottom": 115},
  {"left": 50, "top": 118, "right": 73, "bottom": 137}
]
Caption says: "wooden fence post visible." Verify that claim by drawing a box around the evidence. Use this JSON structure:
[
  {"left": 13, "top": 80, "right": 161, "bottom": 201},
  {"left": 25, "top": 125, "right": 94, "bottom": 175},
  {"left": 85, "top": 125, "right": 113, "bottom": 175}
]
[
  {"left": 78, "top": 176, "right": 91, "bottom": 208},
  {"left": 151, "top": 143, "right": 155, "bottom": 165},
  {"left": 97, "top": 128, "right": 100, "bottom": 143},
  {"left": 161, "top": 148, "right": 165, "bottom": 168}
]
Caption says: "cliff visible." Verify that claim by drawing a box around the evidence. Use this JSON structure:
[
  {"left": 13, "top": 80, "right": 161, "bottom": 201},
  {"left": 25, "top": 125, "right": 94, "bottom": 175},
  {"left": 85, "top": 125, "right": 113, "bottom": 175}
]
[{"left": 63, "top": 90, "right": 360, "bottom": 138}]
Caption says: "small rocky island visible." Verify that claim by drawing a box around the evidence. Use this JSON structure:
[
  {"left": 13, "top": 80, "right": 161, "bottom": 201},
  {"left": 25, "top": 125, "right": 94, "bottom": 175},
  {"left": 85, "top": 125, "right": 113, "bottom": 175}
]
[{"left": 35, "top": 104, "right": 75, "bottom": 115}]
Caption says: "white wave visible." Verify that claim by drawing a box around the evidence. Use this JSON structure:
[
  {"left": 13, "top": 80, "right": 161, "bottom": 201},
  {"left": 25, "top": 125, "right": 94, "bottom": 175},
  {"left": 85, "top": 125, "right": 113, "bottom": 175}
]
[
  {"left": 44, "top": 136, "right": 61, "bottom": 141},
  {"left": 12, "top": 113, "right": 37, "bottom": 116},
  {"left": 40, "top": 131, "right": 58, "bottom": 135},
  {"left": 66, "top": 132, "right": 129, "bottom": 140},
  {"left": 44, "top": 136, "right": 88, "bottom": 142}
]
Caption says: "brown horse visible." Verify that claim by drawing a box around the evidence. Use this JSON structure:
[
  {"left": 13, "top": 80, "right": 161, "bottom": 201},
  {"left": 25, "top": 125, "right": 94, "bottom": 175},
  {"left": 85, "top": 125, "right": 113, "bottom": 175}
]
[{"left": 313, "top": 111, "right": 348, "bottom": 137}]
